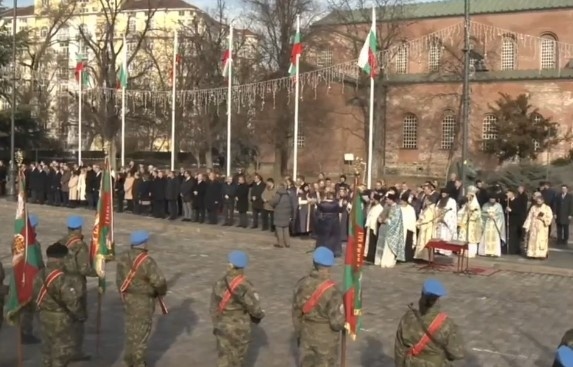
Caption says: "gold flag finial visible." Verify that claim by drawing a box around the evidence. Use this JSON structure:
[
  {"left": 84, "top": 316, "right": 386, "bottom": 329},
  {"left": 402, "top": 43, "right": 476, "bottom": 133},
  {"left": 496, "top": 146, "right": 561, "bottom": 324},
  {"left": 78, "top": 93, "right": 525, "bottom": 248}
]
[
  {"left": 15, "top": 150, "right": 24, "bottom": 166},
  {"left": 352, "top": 157, "right": 367, "bottom": 185}
]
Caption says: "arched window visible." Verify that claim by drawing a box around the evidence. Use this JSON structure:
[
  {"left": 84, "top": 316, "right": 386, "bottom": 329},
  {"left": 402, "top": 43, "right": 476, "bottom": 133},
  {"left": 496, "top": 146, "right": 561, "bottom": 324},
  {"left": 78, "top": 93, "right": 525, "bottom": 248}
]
[
  {"left": 402, "top": 114, "right": 418, "bottom": 149},
  {"left": 540, "top": 34, "right": 557, "bottom": 70},
  {"left": 501, "top": 35, "right": 516, "bottom": 70},
  {"left": 428, "top": 38, "right": 442, "bottom": 72},
  {"left": 40, "top": 26, "right": 48, "bottom": 38},
  {"left": 395, "top": 42, "right": 409, "bottom": 74},
  {"left": 482, "top": 114, "right": 498, "bottom": 150},
  {"left": 441, "top": 111, "right": 456, "bottom": 150}
]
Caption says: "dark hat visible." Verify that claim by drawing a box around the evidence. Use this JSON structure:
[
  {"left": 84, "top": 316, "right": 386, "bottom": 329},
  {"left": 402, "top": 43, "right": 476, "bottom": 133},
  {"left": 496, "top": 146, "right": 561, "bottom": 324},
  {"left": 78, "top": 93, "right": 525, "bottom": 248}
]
[
  {"left": 386, "top": 192, "right": 398, "bottom": 202},
  {"left": 440, "top": 188, "right": 449, "bottom": 195},
  {"left": 422, "top": 279, "right": 447, "bottom": 297},
  {"left": 372, "top": 192, "right": 382, "bottom": 201},
  {"left": 46, "top": 243, "right": 68, "bottom": 258}
]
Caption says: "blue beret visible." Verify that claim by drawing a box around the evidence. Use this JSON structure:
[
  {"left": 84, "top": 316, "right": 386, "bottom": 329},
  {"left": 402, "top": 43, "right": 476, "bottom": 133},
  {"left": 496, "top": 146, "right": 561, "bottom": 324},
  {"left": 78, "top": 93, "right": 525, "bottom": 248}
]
[
  {"left": 228, "top": 250, "right": 248, "bottom": 268},
  {"left": 29, "top": 214, "right": 39, "bottom": 228},
  {"left": 313, "top": 247, "right": 335, "bottom": 267},
  {"left": 67, "top": 216, "right": 84, "bottom": 229},
  {"left": 422, "top": 279, "right": 447, "bottom": 297},
  {"left": 557, "top": 346, "right": 573, "bottom": 367},
  {"left": 130, "top": 230, "right": 150, "bottom": 247}
]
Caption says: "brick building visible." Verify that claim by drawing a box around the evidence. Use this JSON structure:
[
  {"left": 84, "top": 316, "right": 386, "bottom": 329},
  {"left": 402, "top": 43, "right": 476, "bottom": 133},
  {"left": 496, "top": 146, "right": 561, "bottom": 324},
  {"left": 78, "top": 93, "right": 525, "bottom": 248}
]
[{"left": 258, "top": 0, "right": 573, "bottom": 179}]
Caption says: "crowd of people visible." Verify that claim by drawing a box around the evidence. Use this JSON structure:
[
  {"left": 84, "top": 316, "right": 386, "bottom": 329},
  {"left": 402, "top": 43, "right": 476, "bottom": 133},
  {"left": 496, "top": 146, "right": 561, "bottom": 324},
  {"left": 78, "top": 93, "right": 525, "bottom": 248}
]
[{"left": 19, "top": 161, "right": 573, "bottom": 265}]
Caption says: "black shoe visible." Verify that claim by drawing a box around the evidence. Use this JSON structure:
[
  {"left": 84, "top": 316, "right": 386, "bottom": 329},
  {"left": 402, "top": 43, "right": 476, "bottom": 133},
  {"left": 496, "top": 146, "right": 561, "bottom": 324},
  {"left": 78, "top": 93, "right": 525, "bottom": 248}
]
[
  {"left": 69, "top": 354, "right": 92, "bottom": 362},
  {"left": 21, "top": 333, "right": 41, "bottom": 344}
]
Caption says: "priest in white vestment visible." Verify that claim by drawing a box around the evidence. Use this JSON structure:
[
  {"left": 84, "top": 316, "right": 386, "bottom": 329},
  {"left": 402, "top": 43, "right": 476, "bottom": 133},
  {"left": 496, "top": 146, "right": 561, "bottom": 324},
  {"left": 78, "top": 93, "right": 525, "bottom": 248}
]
[
  {"left": 374, "top": 192, "right": 404, "bottom": 268},
  {"left": 479, "top": 193, "right": 505, "bottom": 257},
  {"left": 458, "top": 186, "right": 483, "bottom": 258},
  {"left": 399, "top": 192, "right": 417, "bottom": 262},
  {"left": 364, "top": 193, "right": 384, "bottom": 263},
  {"left": 415, "top": 197, "right": 436, "bottom": 261},
  {"left": 523, "top": 193, "right": 553, "bottom": 259},
  {"left": 435, "top": 190, "right": 458, "bottom": 256}
]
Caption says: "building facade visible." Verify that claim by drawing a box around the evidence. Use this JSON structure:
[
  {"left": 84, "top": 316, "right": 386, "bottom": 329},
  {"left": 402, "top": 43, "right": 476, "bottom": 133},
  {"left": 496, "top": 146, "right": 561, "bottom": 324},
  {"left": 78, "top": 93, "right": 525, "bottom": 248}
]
[{"left": 269, "top": 0, "right": 573, "bottom": 178}]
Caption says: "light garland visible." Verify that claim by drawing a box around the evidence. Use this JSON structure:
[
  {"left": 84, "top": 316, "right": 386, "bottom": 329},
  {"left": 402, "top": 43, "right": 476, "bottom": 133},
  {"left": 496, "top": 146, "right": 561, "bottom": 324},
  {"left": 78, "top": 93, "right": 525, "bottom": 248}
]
[{"left": 74, "top": 21, "right": 573, "bottom": 115}]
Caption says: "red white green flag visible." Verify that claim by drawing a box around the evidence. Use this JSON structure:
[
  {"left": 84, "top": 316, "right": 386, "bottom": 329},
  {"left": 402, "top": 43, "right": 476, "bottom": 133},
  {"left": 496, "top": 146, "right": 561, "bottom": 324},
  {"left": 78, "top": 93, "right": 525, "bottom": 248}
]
[
  {"left": 74, "top": 56, "right": 90, "bottom": 88},
  {"left": 288, "top": 27, "right": 303, "bottom": 77},
  {"left": 5, "top": 170, "right": 42, "bottom": 323},
  {"left": 343, "top": 176, "right": 366, "bottom": 340},
  {"left": 357, "top": 8, "right": 378, "bottom": 77},
  {"left": 221, "top": 49, "right": 231, "bottom": 79},
  {"left": 89, "top": 157, "right": 115, "bottom": 293}
]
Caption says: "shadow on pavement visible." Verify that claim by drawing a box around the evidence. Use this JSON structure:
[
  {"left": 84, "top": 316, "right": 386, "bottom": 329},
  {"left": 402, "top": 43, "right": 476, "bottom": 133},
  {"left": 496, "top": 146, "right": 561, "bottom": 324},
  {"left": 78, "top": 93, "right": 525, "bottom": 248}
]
[
  {"left": 360, "top": 335, "right": 394, "bottom": 367},
  {"left": 245, "top": 324, "right": 269, "bottom": 367}
]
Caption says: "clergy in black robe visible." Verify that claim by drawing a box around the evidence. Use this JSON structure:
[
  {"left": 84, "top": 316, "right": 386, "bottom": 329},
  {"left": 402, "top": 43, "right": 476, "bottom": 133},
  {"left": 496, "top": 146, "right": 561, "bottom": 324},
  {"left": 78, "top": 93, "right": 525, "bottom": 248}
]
[
  {"left": 506, "top": 188, "right": 528, "bottom": 255},
  {"left": 314, "top": 191, "right": 343, "bottom": 257}
]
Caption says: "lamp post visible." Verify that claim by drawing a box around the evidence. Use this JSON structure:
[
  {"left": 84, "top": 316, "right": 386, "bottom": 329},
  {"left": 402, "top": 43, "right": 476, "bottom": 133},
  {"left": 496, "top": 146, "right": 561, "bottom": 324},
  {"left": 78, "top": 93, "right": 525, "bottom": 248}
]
[
  {"left": 7, "top": 0, "right": 18, "bottom": 200},
  {"left": 460, "top": 0, "right": 471, "bottom": 190}
]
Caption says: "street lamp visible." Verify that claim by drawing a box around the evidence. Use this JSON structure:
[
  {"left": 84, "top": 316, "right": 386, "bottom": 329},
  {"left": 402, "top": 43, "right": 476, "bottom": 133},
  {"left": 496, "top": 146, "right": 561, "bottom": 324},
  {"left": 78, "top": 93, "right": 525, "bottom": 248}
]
[{"left": 7, "top": 0, "right": 17, "bottom": 200}]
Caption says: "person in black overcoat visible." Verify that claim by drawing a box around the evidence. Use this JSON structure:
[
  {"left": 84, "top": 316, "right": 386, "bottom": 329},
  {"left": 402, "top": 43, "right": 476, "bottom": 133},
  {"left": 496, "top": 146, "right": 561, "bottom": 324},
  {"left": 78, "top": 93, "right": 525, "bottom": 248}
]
[
  {"left": 235, "top": 175, "right": 250, "bottom": 228},
  {"left": 555, "top": 184, "right": 573, "bottom": 245},
  {"left": 38, "top": 165, "right": 49, "bottom": 204},
  {"left": 204, "top": 172, "right": 222, "bottom": 224},
  {"left": 165, "top": 171, "right": 180, "bottom": 220},
  {"left": 47, "top": 165, "right": 58, "bottom": 205},
  {"left": 221, "top": 176, "right": 236, "bottom": 226},
  {"left": 314, "top": 191, "right": 343, "bottom": 257},
  {"left": 136, "top": 173, "right": 151, "bottom": 215},
  {"left": 151, "top": 171, "right": 167, "bottom": 218},
  {"left": 114, "top": 170, "right": 126, "bottom": 212},
  {"left": 179, "top": 171, "right": 194, "bottom": 221},
  {"left": 506, "top": 187, "right": 528, "bottom": 255},
  {"left": 192, "top": 173, "right": 207, "bottom": 223},
  {"left": 250, "top": 174, "right": 265, "bottom": 228}
]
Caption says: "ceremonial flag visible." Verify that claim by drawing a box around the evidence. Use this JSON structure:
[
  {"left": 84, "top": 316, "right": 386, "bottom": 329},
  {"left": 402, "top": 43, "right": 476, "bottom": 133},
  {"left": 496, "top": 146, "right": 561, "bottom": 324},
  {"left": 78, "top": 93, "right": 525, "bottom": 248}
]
[
  {"left": 89, "top": 157, "right": 115, "bottom": 293},
  {"left": 343, "top": 176, "right": 366, "bottom": 339},
  {"left": 357, "top": 11, "right": 378, "bottom": 77},
  {"left": 288, "top": 27, "right": 303, "bottom": 77},
  {"left": 221, "top": 49, "right": 231, "bottom": 79},
  {"left": 117, "top": 35, "right": 128, "bottom": 89},
  {"left": 169, "top": 52, "right": 182, "bottom": 86},
  {"left": 5, "top": 171, "right": 42, "bottom": 323},
  {"left": 74, "top": 58, "right": 90, "bottom": 87}
]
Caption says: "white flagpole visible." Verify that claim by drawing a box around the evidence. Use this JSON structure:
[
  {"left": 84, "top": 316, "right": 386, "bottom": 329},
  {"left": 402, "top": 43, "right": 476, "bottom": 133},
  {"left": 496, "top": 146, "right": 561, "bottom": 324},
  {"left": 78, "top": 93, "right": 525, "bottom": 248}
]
[
  {"left": 226, "top": 24, "right": 233, "bottom": 177},
  {"left": 292, "top": 14, "right": 301, "bottom": 180},
  {"left": 121, "top": 35, "right": 127, "bottom": 168},
  {"left": 78, "top": 40, "right": 83, "bottom": 166},
  {"left": 367, "top": 7, "right": 376, "bottom": 188},
  {"left": 170, "top": 32, "right": 178, "bottom": 171}
]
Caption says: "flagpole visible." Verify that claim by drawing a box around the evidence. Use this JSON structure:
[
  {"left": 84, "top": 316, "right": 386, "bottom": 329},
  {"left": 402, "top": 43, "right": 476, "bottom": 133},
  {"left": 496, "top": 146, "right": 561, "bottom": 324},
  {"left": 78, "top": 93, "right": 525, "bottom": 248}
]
[
  {"left": 78, "top": 40, "right": 83, "bottom": 166},
  {"left": 121, "top": 35, "right": 127, "bottom": 168},
  {"left": 226, "top": 24, "right": 233, "bottom": 177},
  {"left": 366, "top": 7, "right": 375, "bottom": 189},
  {"left": 292, "top": 14, "right": 301, "bottom": 180},
  {"left": 170, "top": 32, "right": 178, "bottom": 171}
]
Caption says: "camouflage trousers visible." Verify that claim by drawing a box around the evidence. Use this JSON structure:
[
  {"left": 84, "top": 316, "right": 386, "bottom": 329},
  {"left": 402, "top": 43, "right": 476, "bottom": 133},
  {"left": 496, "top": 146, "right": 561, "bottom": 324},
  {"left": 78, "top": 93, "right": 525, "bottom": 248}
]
[
  {"left": 71, "top": 291, "right": 87, "bottom": 355},
  {"left": 214, "top": 325, "right": 251, "bottom": 367},
  {"left": 20, "top": 303, "right": 35, "bottom": 335},
  {"left": 39, "top": 311, "right": 74, "bottom": 367},
  {"left": 299, "top": 325, "right": 340, "bottom": 367},
  {"left": 123, "top": 294, "right": 154, "bottom": 367}
]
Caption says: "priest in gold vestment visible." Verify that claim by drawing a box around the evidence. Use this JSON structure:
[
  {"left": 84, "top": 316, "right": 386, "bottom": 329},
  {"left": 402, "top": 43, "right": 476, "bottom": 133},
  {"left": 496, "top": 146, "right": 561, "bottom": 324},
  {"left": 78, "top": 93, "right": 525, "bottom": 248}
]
[
  {"left": 414, "top": 197, "right": 436, "bottom": 261},
  {"left": 523, "top": 193, "right": 553, "bottom": 259},
  {"left": 458, "top": 186, "right": 482, "bottom": 258}
]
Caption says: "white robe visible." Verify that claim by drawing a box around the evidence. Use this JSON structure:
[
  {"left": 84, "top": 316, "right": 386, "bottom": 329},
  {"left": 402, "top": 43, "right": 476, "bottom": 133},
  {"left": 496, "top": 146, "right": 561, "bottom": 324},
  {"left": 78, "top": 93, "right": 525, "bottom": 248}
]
[
  {"left": 400, "top": 204, "right": 417, "bottom": 252},
  {"left": 365, "top": 203, "right": 383, "bottom": 258},
  {"left": 435, "top": 198, "right": 458, "bottom": 255}
]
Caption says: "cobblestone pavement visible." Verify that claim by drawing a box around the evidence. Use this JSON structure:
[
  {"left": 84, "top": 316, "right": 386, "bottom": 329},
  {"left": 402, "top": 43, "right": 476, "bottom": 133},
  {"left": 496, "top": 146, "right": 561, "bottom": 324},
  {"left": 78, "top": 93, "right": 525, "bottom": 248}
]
[{"left": 0, "top": 202, "right": 571, "bottom": 367}]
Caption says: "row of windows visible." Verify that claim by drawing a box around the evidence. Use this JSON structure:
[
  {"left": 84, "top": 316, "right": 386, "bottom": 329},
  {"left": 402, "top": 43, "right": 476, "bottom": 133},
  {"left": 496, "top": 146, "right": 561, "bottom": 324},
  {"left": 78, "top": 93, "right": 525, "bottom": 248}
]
[
  {"left": 400, "top": 113, "right": 545, "bottom": 150},
  {"left": 393, "top": 34, "right": 559, "bottom": 73}
]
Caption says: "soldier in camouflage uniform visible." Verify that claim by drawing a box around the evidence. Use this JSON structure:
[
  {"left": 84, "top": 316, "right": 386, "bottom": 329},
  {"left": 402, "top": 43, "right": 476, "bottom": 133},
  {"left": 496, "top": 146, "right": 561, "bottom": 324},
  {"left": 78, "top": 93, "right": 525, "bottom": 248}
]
[
  {"left": 20, "top": 214, "right": 43, "bottom": 344},
  {"left": 210, "top": 250, "right": 265, "bottom": 367},
  {"left": 58, "top": 215, "right": 94, "bottom": 362},
  {"left": 32, "top": 242, "right": 85, "bottom": 367},
  {"left": 292, "top": 247, "right": 345, "bottom": 367},
  {"left": 116, "top": 230, "right": 167, "bottom": 367},
  {"left": 394, "top": 279, "right": 465, "bottom": 367}
]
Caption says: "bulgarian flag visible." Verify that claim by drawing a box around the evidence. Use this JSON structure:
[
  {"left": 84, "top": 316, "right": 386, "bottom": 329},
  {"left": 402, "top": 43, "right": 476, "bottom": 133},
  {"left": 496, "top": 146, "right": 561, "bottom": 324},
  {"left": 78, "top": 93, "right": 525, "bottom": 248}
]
[
  {"left": 343, "top": 176, "right": 367, "bottom": 340},
  {"left": 5, "top": 170, "right": 42, "bottom": 323},
  {"left": 74, "top": 56, "right": 90, "bottom": 87},
  {"left": 357, "top": 8, "right": 378, "bottom": 77},
  {"left": 89, "top": 157, "right": 115, "bottom": 293},
  {"left": 169, "top": 32, "right": 181, "bottom": 86},
  {"left": 117, "top": 35, "right": 128, "bottom": 89},
  {"left": 288, "top": 22, "right": 303, "bottom": 77},
  {"left": 221, "top": 49, "right": 231, "bottom": 79}
]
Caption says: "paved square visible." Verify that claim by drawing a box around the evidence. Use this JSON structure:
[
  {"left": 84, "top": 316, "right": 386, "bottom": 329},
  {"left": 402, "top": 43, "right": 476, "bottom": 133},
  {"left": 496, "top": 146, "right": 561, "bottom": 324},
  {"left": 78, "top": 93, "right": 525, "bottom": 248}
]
[{"left": 0, "top": 202, "right": 570, "bottom": 367}]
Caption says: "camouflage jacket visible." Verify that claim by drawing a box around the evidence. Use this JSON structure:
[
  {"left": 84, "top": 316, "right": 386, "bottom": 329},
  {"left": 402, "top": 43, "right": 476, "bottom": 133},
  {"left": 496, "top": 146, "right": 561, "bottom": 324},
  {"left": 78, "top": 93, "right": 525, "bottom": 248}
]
[
  {"left": 59, "top": 232, "right": 95, "bottom": 278},
  {"left": 394, "top": 305, "right": 464, "bottom": 367},
  {"left": 32, "top": 261, "right": 84, "bottom": 319},
  {"left": 209, "top": 268, "right": 265, "bottom": 327},
  {"left": 292, "top": 269, "right": 345, "bottom": 337},
  {"left": 115, "top": 248, "right": 167, "bottom": 298}
]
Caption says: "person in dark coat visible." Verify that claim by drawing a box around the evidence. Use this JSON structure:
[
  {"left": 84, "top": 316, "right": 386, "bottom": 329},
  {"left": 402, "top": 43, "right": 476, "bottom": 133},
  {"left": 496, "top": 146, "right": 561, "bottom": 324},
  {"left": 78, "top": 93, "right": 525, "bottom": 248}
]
[
  {"left": 204, "top": 172, "right": 222, "bottom": 225},
  {"left": 151, "top": 171, "right": 166, "bottom": 218},
  {"left": 235, "top": 175, "right": 250, "bottom": 228},
  {"left": 136, "top": 173, "right": 150, "bottom": 216},
  {"left": 270, "top": 184, "right": 293, "bottom": 248},
  {"left": 165, "top": 171, "right": 180, "bottom": 220},
  {"left": 180, "top": 171, "right": 194, "bottom": 222},
  {"left": 505, "top": 188, "right": 528, "bottom": 255},
  {"left": 114, "top": 170, "right": 126, "bottom": 213},
  {"left": 250, "top": 174, "right": 265, "bottom": 229},
  {"left": 285, "top": 178, "right": 298, "bottom": 234},
  {"left": 221, "top": 176, "right": 236, "bottom": 226},
  {"left": 192, "top": 173, "right": 207, "bottom": 223},
  {"left": 314, "top": 191, "right": 343, "bottom": 257},
  {"left": 554, "top": 184, "right": 573, "bottom": 245},
  {"left": 85, "top": 166, "right": 96, "bottom": 209}
]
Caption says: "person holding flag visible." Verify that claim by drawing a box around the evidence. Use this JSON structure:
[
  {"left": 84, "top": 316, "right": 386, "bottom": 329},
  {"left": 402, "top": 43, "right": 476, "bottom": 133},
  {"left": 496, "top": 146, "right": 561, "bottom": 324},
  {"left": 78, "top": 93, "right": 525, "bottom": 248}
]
[
  {"left": 58, "top": 215, "right": 96, "bottom": 362},
  {"left": 292, "top": 247, "right": 345, "bottom": 366}
]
